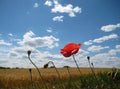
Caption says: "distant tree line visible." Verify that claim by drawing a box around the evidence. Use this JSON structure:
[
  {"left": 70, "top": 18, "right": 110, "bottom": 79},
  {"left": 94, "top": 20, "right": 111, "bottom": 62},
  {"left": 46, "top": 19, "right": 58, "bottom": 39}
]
[{"left": 0, "top": 66, "right": 11, "bottom": 69}]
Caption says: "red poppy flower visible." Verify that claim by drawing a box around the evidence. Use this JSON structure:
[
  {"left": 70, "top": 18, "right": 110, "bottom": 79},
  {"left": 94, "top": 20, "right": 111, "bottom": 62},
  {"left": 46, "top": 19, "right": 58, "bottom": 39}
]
[{"left": 60, "top": 43, "right": 82, "bottom": 57}]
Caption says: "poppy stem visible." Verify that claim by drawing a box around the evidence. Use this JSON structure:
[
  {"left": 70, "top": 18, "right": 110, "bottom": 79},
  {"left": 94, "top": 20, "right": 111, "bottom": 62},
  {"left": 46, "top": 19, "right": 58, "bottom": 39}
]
[
  {"left": 49, "top": 61, "right": 61, "bottom": 80},
  {"left": 87, "top": 57, "right": 96, "bottom": 77},
  {"left": 72, "top": 55, "right": 82, "bottom": 75},
  {"left": 29, "top": 68, "right": 34, "bottom": 89},
  {"left": 28, "top": 55, "right": 48, "bottom": 89},
  {"left": 87, "top": 56, "right": 100, "bottom": 88},
  {"left": 66, "top": 66, "right": 71, "bottom": 79},
  {"left": 44, "top": 61, "right": 64, "bottom": 89}
]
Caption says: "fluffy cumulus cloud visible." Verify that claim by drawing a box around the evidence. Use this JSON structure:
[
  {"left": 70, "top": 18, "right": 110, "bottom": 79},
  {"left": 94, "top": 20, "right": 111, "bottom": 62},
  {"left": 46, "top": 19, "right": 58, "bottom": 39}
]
[
  {"left": 0, "top": 30, "right": 120, "bottom": 68},
  {"left": 87, "top": 45, "right": 109, "bottom": 52},
  {"left": 52, "top": 16, "right": 64, "bottom": 22},
  {"left": 93, "top": 34, "right": 118, "bottom": 43},
  {"left": 18, "top": 31, "right": 59, "bottom": 49},
  {"left": 44, "top": 0, "right": 53, "bottom": 6},
  {"left": 108, "top": 45, "right": 120, "bottom": 55},
  {"left": 44, "top": 0, "right": 82, "bottom": 21},
  {"left": 0, "top": 40, "right": 12, "bottom": 46},
  {"left": 91, "top": 45, "right": 120, "bottom": 68},
  {"left": 0, "top": 31, "right": 61, "bottom": 68},
  {"left": 84, "top": 34, "right": 118, "bottom": 45},
  {"left": 91, "top": 53, "right": 120, "bottom": 68},
  {"left": 51, "top": 4, "right": 81, "bottom": 17},
  {"left": 101, "top": 23, "right": 120, "bottom": 32}
]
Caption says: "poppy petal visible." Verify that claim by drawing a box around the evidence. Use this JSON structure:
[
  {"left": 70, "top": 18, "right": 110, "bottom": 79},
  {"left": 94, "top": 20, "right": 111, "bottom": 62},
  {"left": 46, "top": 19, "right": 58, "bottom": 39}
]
[{"left": 60, "top": 43, "right": 82, "bottom": 57}]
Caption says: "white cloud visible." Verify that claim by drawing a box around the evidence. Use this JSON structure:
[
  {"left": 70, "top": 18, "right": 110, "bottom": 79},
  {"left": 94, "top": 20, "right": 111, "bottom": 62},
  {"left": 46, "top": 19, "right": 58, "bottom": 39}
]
[
  {"left": 51, "top": 4, "right": 81, "bottom": 17},
  {"left": 0, "top": 40, "right": 12, "bottom": 46},
  {"left": 44, "top": 0, "right": 53, "bottom": 6},
  {"left": 52, "top": 16, "right": 64, "bottom": 22},
  {"left": 91, "top": 53, "right": 120, "bottom": 68},
  {"left": 0, "top": 30, "right": 120, "bottom": 68},
  {"left": 93, "top": 34, "right": 118, "bottom": 43},
  {"left": 101, "top": 23, "right": 120, "bottom": 32},
  {"left": 90, "top": 44, "right": 120, "bottom": 68},
  {"left": 47, "top": 29, "right": 52, "bottom": 33},
  {"left": 78, "top": 49, "right": 89, "bottom": 57},
  {"left": 116, "top": 45, "right": 120, "bottom": 49},
  {"left": 44, "top": 0, "right": 81, "bottom": 17},
  {"left": 84, "top": 40, "right": 93, "bottom": 45},
  {"left": 33, "top": 3, "right": 40, "bottom": 8},
  {"left": 8, "top": 33, "right": 13, "bottom": 37},
  {"left": 87, "top": 45, "right": 109, "bottom": 52},
  {"left": 18, "top": 31, "right": 59, "bottom": 49},
  {"left": 84, "top": 34, "right": 118, "bottom": 45},
  {"left": 7, "top": 46, "right": 64, "bottom": 68},
  {"left": 108, "top": 45, "right": 120, "bottom": 55}
]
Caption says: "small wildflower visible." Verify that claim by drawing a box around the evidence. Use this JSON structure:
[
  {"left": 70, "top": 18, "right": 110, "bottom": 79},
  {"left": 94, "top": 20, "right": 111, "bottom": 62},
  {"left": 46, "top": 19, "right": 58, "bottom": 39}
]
[
  {"left": 60, "top": 43, "right": 82, "bottom": 75},
  {"left": 60, "top": 43, "right": 82, "bottom": 57}
]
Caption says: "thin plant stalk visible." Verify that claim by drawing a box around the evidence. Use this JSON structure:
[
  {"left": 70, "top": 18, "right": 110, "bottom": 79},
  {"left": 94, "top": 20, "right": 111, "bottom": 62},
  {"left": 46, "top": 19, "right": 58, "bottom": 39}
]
[
  {"left": 91, "top": 63, "right": 94, "bottom": 69},
  {"left": 73, "top": 54, "right": 82, "bottom": 75},
  {"left": 44, "top": 61, "right": 64, "bottom": 89},
  {"left": 48, "top": 61, "right": 62, "bottom": 88},
  {"left": 87, "top": 57, "right": 96, "bottom": 77},
  {"left": 27, "top": 51, "right": 48, "bottom": 89},
  {"left": 50, "top": 61, "right": 65, "bottom": 89},
  {"left": 29, "top": 68, "right": 34, "bottom": 89},
  {"left": 66, "top": 66, "right": 73, "bottom": 87},
  {"left": 72, "top": 54, "right": 83, "bottom": 89},
  {"left": 87, "top": 56, "right": 100, "bottom": 88},
  {"left": 49, "top": 61, "right": 61, "bottom": 80},
  {"left": 66, "top": 66, "right": 71, "bottom": 79}
]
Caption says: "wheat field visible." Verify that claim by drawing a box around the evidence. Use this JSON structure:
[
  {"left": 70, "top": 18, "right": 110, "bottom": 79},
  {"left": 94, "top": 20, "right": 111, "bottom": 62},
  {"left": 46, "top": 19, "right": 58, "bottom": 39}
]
[{"left": 0, "top": 68, "right": 112, "bottom": 89}]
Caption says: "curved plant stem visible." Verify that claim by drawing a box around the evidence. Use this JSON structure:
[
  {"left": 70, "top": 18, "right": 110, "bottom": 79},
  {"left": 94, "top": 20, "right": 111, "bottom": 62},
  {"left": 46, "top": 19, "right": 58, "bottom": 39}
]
[
  {"left": 49, "top": 61, "right": 61, "bottom": 80},
  {"left": 87, "top": 57, "right": 100, "bottom": 88},
  {"left": 73, "top": 55, "right": 82, "bottom": 75},
  {"left": 66, "top": 66, "right": 71, "bottom": 79},
  {"left": 87, "top": 59, "right": 96, "bottom": 77},
  {"left": 72, "top": 54, "right": 83, "bottom": 87},
  {"left": 28, "top": 55, "right": 48, "bottom": 89},
  {"left": 45, "top": 61, "right": 64, "bottom": 89}
]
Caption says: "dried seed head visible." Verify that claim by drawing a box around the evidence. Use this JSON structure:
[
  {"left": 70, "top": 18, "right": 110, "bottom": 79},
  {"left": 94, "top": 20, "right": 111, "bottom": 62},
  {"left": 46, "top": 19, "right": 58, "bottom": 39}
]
[
  {"left": 91, "top": 63, "right": 93, "bottom": 66},
  {"left": 87, "top": 56, "right": 90, "bottom": 60},
  {"left": 107, "top": 72, "right": 111, "bottom": 76},
  {"left": 44, "top": 63, "right": 48, "bottom": 68},
  {"left": 27, "top": 50, "right": 31, "bottom": 56},
  {"left": 29, "top": 68, "right": 32, "bottom": 72}
]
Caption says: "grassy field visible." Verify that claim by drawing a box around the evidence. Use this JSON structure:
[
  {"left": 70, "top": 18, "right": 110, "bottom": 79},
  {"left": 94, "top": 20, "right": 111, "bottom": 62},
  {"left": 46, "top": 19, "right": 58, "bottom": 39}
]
[
  {"left": 0, "top": 68, "right": 111, "bottom": 81},
  {"left": 0, "top": 68, "right": 119, "bottom": 89}
]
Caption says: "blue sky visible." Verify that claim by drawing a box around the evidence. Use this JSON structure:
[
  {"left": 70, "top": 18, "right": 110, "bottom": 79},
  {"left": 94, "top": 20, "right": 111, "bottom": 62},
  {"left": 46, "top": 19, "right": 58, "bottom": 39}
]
[{"left": 0, "top": 0, "right": 120, "bottom": 68}]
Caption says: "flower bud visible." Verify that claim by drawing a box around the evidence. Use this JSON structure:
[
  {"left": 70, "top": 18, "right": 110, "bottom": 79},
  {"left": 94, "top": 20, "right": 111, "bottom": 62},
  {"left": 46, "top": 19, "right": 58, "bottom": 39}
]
[
  {"left": 27, "top": 50, "right": 31, "bottom": 56},
  {"left": 87, "top": 56, "right": 90, "bottom": 60}
]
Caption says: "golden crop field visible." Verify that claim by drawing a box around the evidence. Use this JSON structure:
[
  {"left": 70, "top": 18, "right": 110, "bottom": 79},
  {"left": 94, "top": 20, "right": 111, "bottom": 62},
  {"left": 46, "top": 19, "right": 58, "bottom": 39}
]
[
  {"left": 0, "top": 68, "right": 112, "bottom": 89},
  {"left": 0, "top": 68, "right": 111, "bottom": 79}
]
